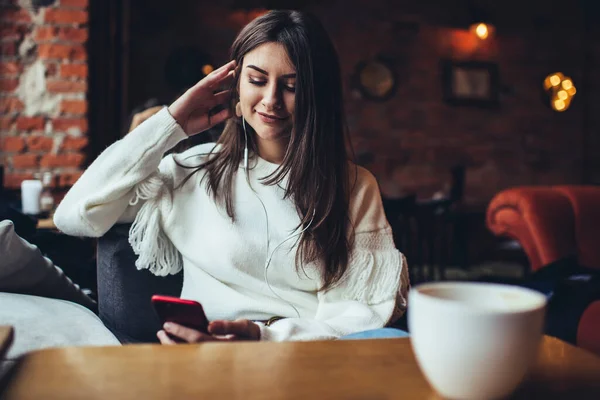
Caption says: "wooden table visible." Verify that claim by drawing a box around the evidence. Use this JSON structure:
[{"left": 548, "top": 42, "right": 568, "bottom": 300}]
[
  {"left": 36, "top": 217, "right": 56, "bottom": 230},
  {"left": 1, "top": 336, "right": 599, "bottom": 399}
]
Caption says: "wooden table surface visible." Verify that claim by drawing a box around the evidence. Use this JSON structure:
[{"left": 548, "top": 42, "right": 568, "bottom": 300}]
[
  {"left": 1, "top": 336, "right": 599, "bottom": 400},
  {"left": 36, "top": 217, "right": 56, "bottom": 230},
  {"left": 0, "top": 327, "right": 13, "bottom": 361}
]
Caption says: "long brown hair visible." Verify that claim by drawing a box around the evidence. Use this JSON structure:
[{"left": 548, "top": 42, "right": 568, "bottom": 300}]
[{"left": 178, "top": 10, "right": 353, "bottom": 291}]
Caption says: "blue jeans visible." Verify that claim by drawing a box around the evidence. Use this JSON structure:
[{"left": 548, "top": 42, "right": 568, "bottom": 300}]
[{"left": 339, "top": 327, "right": 409, "bottom": 340}]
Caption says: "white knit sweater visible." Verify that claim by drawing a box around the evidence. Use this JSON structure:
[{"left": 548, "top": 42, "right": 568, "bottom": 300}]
[{"left": 54, "top": 107, "right": 409, "bottom": 341}]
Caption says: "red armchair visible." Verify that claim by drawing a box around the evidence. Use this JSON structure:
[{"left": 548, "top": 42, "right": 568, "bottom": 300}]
[{"left": 487, "top": 185, "right": 600, "bottom": 356}]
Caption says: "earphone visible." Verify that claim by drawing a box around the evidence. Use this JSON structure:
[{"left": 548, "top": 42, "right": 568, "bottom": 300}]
[
  {"left": 241, "top": 115, "right": 315, "bottom": 318},
  {"left": 242, "top": 116, "right": 249, "bottom": 171}
]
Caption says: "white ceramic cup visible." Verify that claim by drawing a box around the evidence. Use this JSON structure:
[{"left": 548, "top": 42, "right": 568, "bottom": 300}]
[{"left": 408, "top": 282, "right": 547, "bottom": 400}]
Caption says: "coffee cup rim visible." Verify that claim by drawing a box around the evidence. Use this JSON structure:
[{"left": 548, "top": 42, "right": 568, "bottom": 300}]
[{"left": 410, "top": 281, "right": 547, "bottom": 315}]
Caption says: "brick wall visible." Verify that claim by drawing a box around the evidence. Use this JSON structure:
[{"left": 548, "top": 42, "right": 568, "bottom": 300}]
[
  {"left": 127, "top": 0, "right": 598, "bottom": 206},
  {"left": 0, "top": 0, "right": 88, "bottom": 191}
]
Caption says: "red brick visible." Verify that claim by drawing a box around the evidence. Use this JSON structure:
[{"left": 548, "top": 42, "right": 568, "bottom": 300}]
[
  {"left": 0, "top": 97, "right": 24, "bottom": 113},
  {"left": 0, "top": 9, "right": 31, "bottom": 24},
  {"left": 38, "top": 43, "right": 86, "bottom": 61},
  {"left": 46, "top": 80, "right": 87, "bottom": 93},
  {"left": 40, "top": 152, "right": 85, "bottom": 168},
  {"left": 16, "top": 116, "right": 44, "bottom": 131},
  {"left": 60, "top": 0, "right": 89, "bottom": 9},
  {"left": 34, "top": 26, "right": 57, "bottom": 41},
  {"left": 57, "top": 171, "right": 83, "bottom": 187},
  {"left": 12, "top": 154, "right": 39, "bottom": 169},
  {"left": 0, "top": 136, "right": 25, "bottom": 152},
  {"left": 44, "top": 9, "right": 88, "bottom": 25},
  {"left": 35, "top": 26, "right": 88, "bottom": 43},
  {"left": 0, "top": 78, "right": 18, "bottom": 91},
  {"left": 59, "top": 99, "right": 86, "bottom": 115},
  {"left": 0, "top": 117, "right": 14, "bottom": 130},
  {"left": 60, "top": 63, "right": 87, "bottom": 78},
  {"left": 0, "top": 42, "right": 16, "bottom": 57},
  {"left": 26, "top": 135, "right": 54, "bottom": 151},
  {"left": 4, "top": 172, "right": 34, "bottom": 189},
  {"left": 58, "top": 27, "right": 87, "bottom": 43},
  {"left": 61, "top": 136, "right": 88, "bottom": 150},
  {"left": 52, "top": 117, "right": 87, "bottom": 132},
  {"left": 0, "top": 61, "right": 20, "bottom": 74}
]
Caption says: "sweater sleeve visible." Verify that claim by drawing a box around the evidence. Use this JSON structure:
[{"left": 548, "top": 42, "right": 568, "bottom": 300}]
[
  {"left": 53, "top": 107, "right": 188, "bottom": 238},
  {"left": 257, "top": 166, "right": 410, "bottom": 341}
]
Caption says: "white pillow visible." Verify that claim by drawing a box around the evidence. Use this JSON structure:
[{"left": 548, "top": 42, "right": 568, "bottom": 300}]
[
  {"left": 0, "top": 293, "right": 120, "bottom": 361},
  {"left": 0, "top": 219, "right": 96, "bottom": 310}
]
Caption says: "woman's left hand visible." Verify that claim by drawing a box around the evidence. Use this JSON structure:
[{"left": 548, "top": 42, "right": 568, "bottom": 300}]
[
  {"left": 209, "top": 319, "right": 261, "bottom": 341},
  {"left": 158, "top": 319, "right": 260, "bottom": 344}
]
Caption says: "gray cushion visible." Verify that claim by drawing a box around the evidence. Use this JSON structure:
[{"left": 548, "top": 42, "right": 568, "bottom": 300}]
[
  {"left": 0, "top": 220, "right": 96, "bottom": 311},
  {"left": 0, "top": 293, "right": 120, "bottom": 362}
]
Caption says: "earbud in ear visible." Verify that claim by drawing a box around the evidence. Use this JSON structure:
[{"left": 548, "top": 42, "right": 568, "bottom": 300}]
[{"left": 235, "top": 102, "right": 242, "bottom": 117}]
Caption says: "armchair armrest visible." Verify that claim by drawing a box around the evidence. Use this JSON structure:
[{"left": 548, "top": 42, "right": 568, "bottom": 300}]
[
  {"left": 486, "top": 187, "right": 576, "bottom": 271},
  {"left": 554, "top": 186, "right": 600, "bottom": 269}
]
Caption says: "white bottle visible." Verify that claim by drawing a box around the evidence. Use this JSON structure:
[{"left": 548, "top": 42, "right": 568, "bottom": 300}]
[
  {"left": 21, "top": 180, "right": 42, "bottom": 215},
  {"left": 39, "top": 172, "right": 55, "bottom": 213}
]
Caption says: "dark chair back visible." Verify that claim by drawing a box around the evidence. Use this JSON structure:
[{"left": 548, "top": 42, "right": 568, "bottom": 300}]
[
  {"left": 383, "top": 194, "right": 457, "bottom": 283},
  {"left": 96, "top": 223, "right": 183, "bottom": 343}
]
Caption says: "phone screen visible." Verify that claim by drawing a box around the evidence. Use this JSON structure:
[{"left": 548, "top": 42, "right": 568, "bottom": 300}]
[{"left": 152, "top": 295, "right": 209, "bottom": 334}]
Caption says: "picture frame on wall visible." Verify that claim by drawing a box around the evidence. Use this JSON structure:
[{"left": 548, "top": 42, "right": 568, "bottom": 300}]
[{"left": 441, "top": 60, "right": 500, "bottom": 107}]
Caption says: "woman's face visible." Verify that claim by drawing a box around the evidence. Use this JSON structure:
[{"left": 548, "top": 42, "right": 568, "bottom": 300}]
[{"left": 238, "top": 42, "right": 296, "bottom": 143}]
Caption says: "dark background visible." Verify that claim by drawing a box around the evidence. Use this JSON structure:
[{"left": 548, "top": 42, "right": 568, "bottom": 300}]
[{"left": 90, "top": 0, "right": 600, "bottom": 207}]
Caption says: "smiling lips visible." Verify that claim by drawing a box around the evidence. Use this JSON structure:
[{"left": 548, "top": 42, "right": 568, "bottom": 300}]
[{"left": 257, "top": 111, "right": 289, "bottom": 123}]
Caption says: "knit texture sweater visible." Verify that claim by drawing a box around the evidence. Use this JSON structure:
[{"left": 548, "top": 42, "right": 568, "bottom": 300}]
[{"left": 54, "top": 107, "right": 409, "bottom": 341}]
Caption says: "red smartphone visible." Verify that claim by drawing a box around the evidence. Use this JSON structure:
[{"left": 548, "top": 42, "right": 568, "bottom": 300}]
[{"left": 151, "top": 295, "right": 209, "bottom": 334}]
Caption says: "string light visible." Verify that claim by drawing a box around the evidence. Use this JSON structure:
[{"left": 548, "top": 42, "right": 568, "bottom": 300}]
[
  {"left": 475, "top": 23, "right": 488, "bottom": 39},
  {"left": 470, "top": 22, "right": 493, "bottom": 40},
  {"left": 554, "top": 99, "right": 565, "bottom": 111},
  {"left": 544, "top": 72, "right": 576, "bottom": 112}
]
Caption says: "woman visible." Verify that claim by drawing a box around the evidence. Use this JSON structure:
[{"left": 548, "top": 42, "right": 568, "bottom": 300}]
[{"left": 54, "top": 10, "right": 409, "bottom": 343}]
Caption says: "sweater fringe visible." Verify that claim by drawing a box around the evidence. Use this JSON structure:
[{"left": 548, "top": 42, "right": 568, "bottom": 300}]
[{"left": 128, "top": 172, "right": 182, "bottom": 276}]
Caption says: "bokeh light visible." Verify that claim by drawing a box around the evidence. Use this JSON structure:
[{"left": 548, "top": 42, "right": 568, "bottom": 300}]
[{"left": 544, "top": 72, "right": 576, "bottom": 112}]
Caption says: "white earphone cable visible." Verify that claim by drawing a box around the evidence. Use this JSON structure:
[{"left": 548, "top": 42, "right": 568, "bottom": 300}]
[
  {"left": 241, "top": 116, "right": 314, "bottom": 318},
  {"left": 262, "top": 208, "right": 315, "bottom": 318},
  {"left": 242, "top": 117, "right": 249, "bottom": 170}
]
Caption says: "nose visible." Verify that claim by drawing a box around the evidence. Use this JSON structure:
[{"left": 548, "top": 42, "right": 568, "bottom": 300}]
[{"left": 262, "top": 82, "right": 283, "bottom": 111}]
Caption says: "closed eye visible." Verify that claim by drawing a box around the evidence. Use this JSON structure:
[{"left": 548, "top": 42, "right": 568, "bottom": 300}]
[{"left": 249, "top": 79, "right": 295, "bottom": 93}]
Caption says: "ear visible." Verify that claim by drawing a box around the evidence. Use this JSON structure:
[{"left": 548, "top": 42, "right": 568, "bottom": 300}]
[{"left": 235, "top": 102, "right": 242, "bottom": 117}]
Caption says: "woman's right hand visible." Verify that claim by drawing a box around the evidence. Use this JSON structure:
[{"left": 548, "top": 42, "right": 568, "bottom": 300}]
[
  {"left": 157, "top": 319, "right": 261, "bottom": 344},
  {"left": 168, "top": 60, "right": 236, "bottom": 137}
]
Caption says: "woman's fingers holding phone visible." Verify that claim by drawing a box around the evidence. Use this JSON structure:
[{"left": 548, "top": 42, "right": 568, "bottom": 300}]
[
  {"left": 162, "top": 322, "right": 215, "bottom": 343},
  {"left": 157, "top": 330, "right": 177, "bottom": 345}
]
